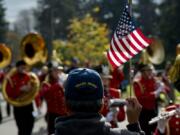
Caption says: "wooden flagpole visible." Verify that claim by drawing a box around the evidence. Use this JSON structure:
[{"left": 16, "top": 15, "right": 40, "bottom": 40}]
[{"left": 128, "top": 0, "right": 133, "bottom": 98}]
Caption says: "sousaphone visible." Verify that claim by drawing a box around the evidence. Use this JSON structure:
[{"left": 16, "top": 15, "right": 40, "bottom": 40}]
[
  {"left": 2, "top": 69, "right": 40, "bottom": 107},
  {"left": 1, "top": 33, "right": 46, "bottom": 107},
  {"left": 21, "top": 32, "right": 48, "bottom": 65},
  {"left": 0, "top": 44, "right": 12, "bottom": 68},
  {"left": 141, "top": 38, "right": 165, "bottom": 65}
]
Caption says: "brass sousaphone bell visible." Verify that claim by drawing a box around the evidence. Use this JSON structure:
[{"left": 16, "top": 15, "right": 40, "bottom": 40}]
[
  {"left": 0, "top": 44, "right": 12, "bottom": 68},
  {"left": 21, "top": 33, "right": 48, "bottom": 65},
  {"left": 141, "top": 38, "right": 165, "bottom": 65}
]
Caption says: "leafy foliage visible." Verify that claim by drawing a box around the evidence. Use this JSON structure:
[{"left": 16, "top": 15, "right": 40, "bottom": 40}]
[
  {"left": 159, "top": 0, "right": 180, "bottom": 58},
  {"left": 53, "top": 15, "right": 110, "bottom": 66}
]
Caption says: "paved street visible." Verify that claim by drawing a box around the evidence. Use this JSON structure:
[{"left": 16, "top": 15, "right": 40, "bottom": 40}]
[
  {"left": 0, "top": 101, "right": 48, "bottom": 135},
  {"left": 0, "top": 115, "right": 47, "bottom": 135}
]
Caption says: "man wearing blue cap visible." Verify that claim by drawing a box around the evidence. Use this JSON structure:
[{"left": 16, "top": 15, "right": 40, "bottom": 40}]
[{"left": 55, "top": 68, "right": 144, "bottom": 135}]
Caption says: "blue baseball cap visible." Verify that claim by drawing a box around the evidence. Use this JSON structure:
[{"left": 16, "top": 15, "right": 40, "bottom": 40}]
[{"left": 65, "top": 68, "right": 104, "bottom": 101}]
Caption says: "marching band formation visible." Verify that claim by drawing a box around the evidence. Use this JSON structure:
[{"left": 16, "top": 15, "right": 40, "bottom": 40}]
[{"left": 0, "top": 33, "right": 179, "bottom": 135}]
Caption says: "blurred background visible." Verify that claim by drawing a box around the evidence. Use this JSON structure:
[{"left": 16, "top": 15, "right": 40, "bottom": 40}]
[{"left": 0, "top": 0, "right": 180, "bottom": 134}]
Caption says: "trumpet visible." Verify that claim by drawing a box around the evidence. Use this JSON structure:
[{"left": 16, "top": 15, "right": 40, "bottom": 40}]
[
  {"left": 149, "top": 109, "right": 178, "bottom": 125},
  {"left": 109, "top": 99, "right": 128, "bottom": 107}
]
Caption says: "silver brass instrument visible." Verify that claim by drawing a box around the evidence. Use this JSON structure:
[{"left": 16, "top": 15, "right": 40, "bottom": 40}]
[
  {"left": 109, "top": 99, "right": 127, "bottom": 107},
  {"left": 149, "top": 109, "right": 177, "bottom": 125}
]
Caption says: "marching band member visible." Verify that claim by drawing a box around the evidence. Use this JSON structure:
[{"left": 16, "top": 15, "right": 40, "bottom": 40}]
[
  {"left": 153, "top": 104, "right": 180, "bottom": 135},
  {"left": 0, "top": 69, "right": 4, "bottom": 123},
  {"left": 153, "top": 54, "right": 180, "bottom": 135},
  {"left": 109, "top": 65, "right": 124, "bottom": 89},
  {"left": 100, "top": 66, "right": 125, "bottom": 128},
  {"left": 162, "top": 61, "right": 175, "bottom": 102},
  {"left": 34, "top": 65, "right": 49, "bottom": 109},
  {"left": 38, "top": 65, "right": 48, "bottom": 83},
  {"left": 133, "top": 64, "right": 166, "bottom": 135},
  {"left": 3, "top": 65, "right": 13, "bottom": 117},
  {"left": 5, "top": 60, "right": 35, "bottom": 135},
  {"left": 39, "top": 61, "right": 67, "bottom": 135},
  {"left": 0, "top": 65, "right": 12, "bottom": 124}
]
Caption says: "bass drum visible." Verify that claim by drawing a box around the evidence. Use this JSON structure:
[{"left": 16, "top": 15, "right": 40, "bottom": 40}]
[{"left": 2, "top": 68, "right": 40, "bottom": 107}]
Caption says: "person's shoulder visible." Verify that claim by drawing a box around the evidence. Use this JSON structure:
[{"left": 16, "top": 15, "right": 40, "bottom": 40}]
[
  {"left": 103, "top": 123, "right": 141, "bottom": 135},
  {"left": 109, "top": 122, "right": 145, "bottom": 135},
  {"left": 110, "top": 128, "right": 141, "bottom": 135}
]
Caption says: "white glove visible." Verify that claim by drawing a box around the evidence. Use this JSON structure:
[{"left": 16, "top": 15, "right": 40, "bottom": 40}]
[
  {"left": 20, "top": 84, "right": 31, "bottom": 92},
  {"left": 106, "top": 107, "right": 119, "bottom": 122},
  {"left": 106, "top": 112, "right": 114, "bottom": 122},
  {"left": 157, "top": 117, "right": 168, "bottom": 134},
  {"left": 154, "top": 82, "right": 165, "bottom": 98}
]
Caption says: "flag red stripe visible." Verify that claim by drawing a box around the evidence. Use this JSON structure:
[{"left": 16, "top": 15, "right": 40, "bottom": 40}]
[
  {"left": 107, "top": 51, "right": 116, "bottom": 68},
  {"left": 136, "top": 28, "right": 151, "bottom": 44},
  {"left": 126, "top": 38, "right": 141, "bottom": 53},
  {"left": 131, "top": 31, "right": 147, "bottom": 48},
  {"left": 119, "top": 38, "right": 134, "bottom": 57},
  {"left": 113, "top": 33, "right": 132, "bottom": 59},
  {"left": 121, "top": 38, "right": 138, "bottom": 55},
  {"left": 128, "top": 32, "right": 145, "bottom": 50},
  {"left": 110, "top": 44, "right": 125, "bottom": 64},
  {"left": 112, "top": 37, "right": 129, "bottom": 61},
  {"left": 109, "top": 47, "right": 124, "bottom": 65},
  {"left": 107, "top": 51, "right": 120, "bottom": 68}
]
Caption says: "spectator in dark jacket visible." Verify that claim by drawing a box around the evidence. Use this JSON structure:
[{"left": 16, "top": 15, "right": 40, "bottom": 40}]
[{"left": 55, "top": 68, "right": 145, "bottom": 135}]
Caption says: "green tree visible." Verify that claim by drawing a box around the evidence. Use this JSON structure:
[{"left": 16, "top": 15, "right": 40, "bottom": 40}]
[
  {"left": 0, "top": 0, "right": 8, "bottom": 42},
  {"left": 159, "top": 0, "right": 180, "bottom": 58},
  {"left": 78, "top": 0, "right": 126, "bottom": 32},
  {"left": 34, "top": 0, "right": 80, "bottom": 59},
  {"left": 53, "top": 15, "right": 110, "bottom": 66},
  {"left": 133, "top": 0, "right": 159, "bottom": 36},
  {"left": 6, "top": 31, "right": 21, "bottom": 62},
  {"left": 35, "top": 0, "right": 79, "bottom": 39}
]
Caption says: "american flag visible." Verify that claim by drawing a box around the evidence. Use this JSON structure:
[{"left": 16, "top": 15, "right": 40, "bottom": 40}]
[{"left": 107, "top": 4, "right": 151, "bottom": 68}]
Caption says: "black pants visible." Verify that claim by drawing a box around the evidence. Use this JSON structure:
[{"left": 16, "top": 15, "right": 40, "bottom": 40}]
[
  {"left": 139, "top": 108, "right": 157, "bottom": 135},
  {"left": 6, "top": 102, "right": 11, "bottom": 116},
  {"left": 13, "top": 104, "right": 34, "bottom": 135},
  {"left": 47, "top": 113, "right": 61, "bottom": 135},
  {"left": 0, "top": 105, "right": 2, "bottom": 123}
]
